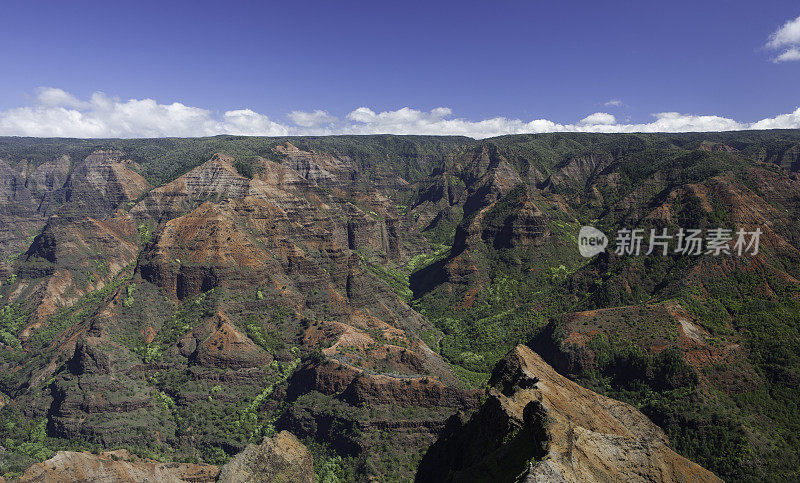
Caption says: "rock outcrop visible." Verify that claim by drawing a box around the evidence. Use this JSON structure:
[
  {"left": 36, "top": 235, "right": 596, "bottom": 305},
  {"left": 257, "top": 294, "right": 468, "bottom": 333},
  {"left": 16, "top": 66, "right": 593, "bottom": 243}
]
[
  {"left": 0, "top": 159, "right": 44, "bottom": 256},
  {"left": 542, "top": 153, "right": 613, "bottom": 193},
  {"left": 416, "top": 345, "right": 722, "bottom": 482},
  {"left": 51, "top": 150, "right": 150, "bottom": 217},
  {"left": 274, "top": 141, "right": 355, "bottom": 186},
  {"left": 11, "top": 450, "right": 219, "bottom": 482},
  {"left": 182, "top": 312, "right": 272, "bottom": 369},
  {"left": 217, "top": 431, "right": 314, "bottom": 483},
  {"left": 9, "top": 432, "right": 312, "bottom": 483}
]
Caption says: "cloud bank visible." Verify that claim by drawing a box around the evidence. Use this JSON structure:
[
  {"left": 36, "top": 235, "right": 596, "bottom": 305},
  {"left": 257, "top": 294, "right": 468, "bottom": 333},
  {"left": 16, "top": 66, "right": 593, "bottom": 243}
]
[
  {"left": 0, "top": 88, "right": 289, "bottom": 138},
  {"left": 766, "top": 15, "right": 800, "bottom": 62},
  {"left": 0, "top": 87, "right": 798, "bottom": 140}
]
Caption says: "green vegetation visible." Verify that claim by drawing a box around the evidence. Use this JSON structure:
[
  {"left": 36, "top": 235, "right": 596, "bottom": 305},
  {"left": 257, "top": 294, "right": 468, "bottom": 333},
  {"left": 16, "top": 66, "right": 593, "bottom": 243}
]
[
  {"left": 356, "top": 250, "right": 413, "bottom": 302},
  {"left": 233, "top": 158, "right": 262, "bottom": 178},
  {"left": 244, "top": 305, "right": 292, "bottom": 353},
  {"left": 123, "top": 283, "right": 136, "bottom": 308},
  {"left": 137, "top": 223, "right": 154, "bottom": 245},
  {"left": 235, "top": 358, "right": 300, "bottom": 441},
  {"left": 0, "top": 416, "right": 53, "bottom": 478},
  {"left": 413, "top": 184, "right": 584, "bottom": 373},
  {"left": 0, "top": 303, "right": 26, "bottom": 350},
  {"left": 307, "top": 440, "right": 357, "bottom": 483},
  {"left": 246, "top": 322, "right": 284, "bottom": 352},
  {"left": 406, "top": 243, "right": 450, "bottom": 273}
]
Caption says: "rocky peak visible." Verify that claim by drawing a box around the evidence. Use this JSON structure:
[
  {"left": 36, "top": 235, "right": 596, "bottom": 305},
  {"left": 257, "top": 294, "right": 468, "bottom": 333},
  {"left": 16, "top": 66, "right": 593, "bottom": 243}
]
[
  {"left": 183, "top": 311, "right": 272, "bottom": 369},
  {"left": 131, "top": 153, "right": 247, "bottom": 221},
  {"left": 29, "top": 154, "right": 71, "bottom": 194},
  {"left": 275, "top": 141, "right": 301, "bottom": 154},
  {"left": 67, "top": 339, "right": 111, "bottom": 375},
  {"left": 542, "top": 153, "right": 614, "bottom": 193},
  {"left": 416, "top": 345, "right": 722, "bottom": 482},
  {"left": 462, "top": 149, "right": 523, "bottom": 216},
  {"left": 53, "top": 150, "right": 150, "bottom": 217}
]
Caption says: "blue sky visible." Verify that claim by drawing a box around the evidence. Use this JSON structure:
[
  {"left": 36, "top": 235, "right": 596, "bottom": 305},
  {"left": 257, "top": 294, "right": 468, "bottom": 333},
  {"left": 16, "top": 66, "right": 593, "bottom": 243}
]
[{"left": 0, "top": 0, "right": 798, "bottom": 138}]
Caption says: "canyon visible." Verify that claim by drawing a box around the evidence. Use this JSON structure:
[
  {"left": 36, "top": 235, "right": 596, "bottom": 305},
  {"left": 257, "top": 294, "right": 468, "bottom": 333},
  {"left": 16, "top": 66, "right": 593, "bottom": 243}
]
[{"left": 1, "top": 131, "right": 800, "bottom": 481}]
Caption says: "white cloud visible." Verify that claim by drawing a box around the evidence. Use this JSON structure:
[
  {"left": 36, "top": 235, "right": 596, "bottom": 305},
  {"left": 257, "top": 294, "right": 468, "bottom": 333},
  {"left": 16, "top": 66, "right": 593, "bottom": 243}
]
[
  {"left": 344, "top": 106, "right": 468, "bottom": 135},
  {"left": 604, "top": 99, "right": 624, "bottom": 107},
  {"left": 767, "top": 15, "right": 800, "bottom": 49},
  {"left": 750, "top": 107, "right": 800, "bottom": 130},
  {"left": 339, "top": 107, "right": 762, "bottom": 137},
  {"left": 0, "top": 90, "right": 287, "bottom": 138},
  {"left": 766, "top": 15, "right": 800, "bottom": 62},
  {"left": 580, "top": 112, "right": 617, "bottom": 125},
  {"left": 37, "top": 87, "right": 90, "bottom": 109},
  {"left": 616, "top": 112, "right": 746, "bottom": 133},
  {"left": 0, "top": 88, "right": 798, "bottom": 139},
  {"left": 221, "top": 109, "right": 289, "bottom": 136},
  {"left": 775, "top": 47, "right": 800, "bottom": 62},
  {"left": 288, "top": 109, "right": 337, "bottom": 128}
]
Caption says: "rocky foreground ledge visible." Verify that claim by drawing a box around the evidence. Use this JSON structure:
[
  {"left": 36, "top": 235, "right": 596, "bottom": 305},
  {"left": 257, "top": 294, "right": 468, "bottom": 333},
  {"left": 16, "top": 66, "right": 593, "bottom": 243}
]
[
  {"left": 416, "top": 345, "right": 722, "bottom": 482},
  {"left": 3, "top": 431, "right": 312, "bottom": 483}
]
